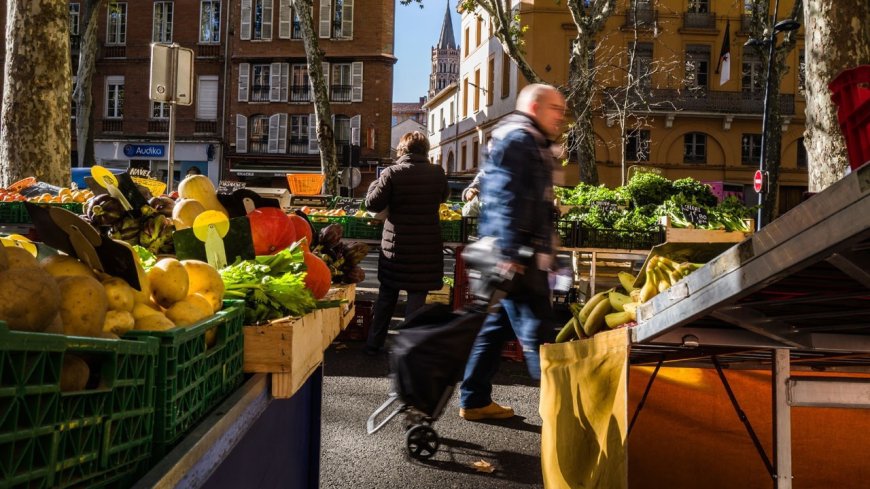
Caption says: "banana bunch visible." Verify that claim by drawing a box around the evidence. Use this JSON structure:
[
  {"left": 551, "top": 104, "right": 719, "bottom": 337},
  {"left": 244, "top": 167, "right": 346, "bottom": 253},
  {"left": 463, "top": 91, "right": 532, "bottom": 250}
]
[
  {"left": 439, "top": 203, "right": 461, "bottom": 221},
  {"left": 634, "top": 256, "right": 702, "bottom": 304}
]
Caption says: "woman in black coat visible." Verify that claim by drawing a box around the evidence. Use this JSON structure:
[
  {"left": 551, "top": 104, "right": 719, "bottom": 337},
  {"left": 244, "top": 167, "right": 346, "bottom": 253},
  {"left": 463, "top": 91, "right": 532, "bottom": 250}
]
[{"left": 363, "top": 131, "right": 449, "bottom": 354}]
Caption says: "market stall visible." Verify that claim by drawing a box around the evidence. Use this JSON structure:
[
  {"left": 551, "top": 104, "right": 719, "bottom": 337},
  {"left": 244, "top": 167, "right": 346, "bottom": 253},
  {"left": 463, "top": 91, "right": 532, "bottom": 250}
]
[{"left": 541, "top": 165, "right": 870, "bottom": 488}]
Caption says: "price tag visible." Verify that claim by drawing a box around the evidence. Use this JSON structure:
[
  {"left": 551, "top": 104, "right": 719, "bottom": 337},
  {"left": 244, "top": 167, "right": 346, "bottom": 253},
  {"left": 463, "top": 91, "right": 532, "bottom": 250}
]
[
  {"left": 591, "top": 200, "right": 620, "bottom": 213},
  {"left": 192, "top": 211, "right": 230, "bottom": 269},
  {"left": 680, "top": 204, "right": 709, "bottom": 227},
  {"left": 131, "top": 176, "right": 167, "bottom": 197},
  {"left": 333, "top": 197, "right": 361, "bottom": 214},
  {"left": 217, "top": 180, "right": 246, "bottom": 195},
  {"left": 91, "top": 166, "right": 134, "bottom": 210},
  {"left": 0, "top": 234, "right": 37, "bottom": 256}
]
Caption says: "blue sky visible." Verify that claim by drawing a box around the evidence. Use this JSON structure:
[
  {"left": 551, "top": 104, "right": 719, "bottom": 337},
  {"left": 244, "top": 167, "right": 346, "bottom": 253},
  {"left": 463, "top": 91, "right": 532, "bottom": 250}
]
[{"left": 392, "top": 0, "right": 462, "bottom": 102}]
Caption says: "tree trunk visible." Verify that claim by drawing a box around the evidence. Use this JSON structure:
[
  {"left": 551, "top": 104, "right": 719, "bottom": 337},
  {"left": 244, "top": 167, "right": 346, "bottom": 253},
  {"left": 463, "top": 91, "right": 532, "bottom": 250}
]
[
  {"left": 566, "top": 29, "right": 598, "bottom": 184},
  {"left": 0, "top": 0, "right": 71, "bottom": 187},
  {"left": 295, "top": 0, "right": 339, "bottom": 196},
  {"left": 804, "top": 0, "right": 870, "bottom": 191},
  {"left": 74, "top": 0, "right": 104, "bottom": 168}
]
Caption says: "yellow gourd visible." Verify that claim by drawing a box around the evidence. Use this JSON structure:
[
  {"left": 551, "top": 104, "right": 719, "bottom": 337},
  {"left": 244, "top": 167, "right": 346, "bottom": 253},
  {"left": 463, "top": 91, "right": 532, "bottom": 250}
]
[
  {"left": 172, "top": 198, "right": 207, "bottom": 230},
  {"left": 178, "top": 175, "right": 228, "bottom": 216}
]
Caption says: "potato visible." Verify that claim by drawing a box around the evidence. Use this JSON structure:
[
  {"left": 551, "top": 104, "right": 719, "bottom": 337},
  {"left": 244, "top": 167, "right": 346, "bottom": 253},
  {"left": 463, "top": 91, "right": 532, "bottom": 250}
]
[
  {"left": 5, "top": 247, "right": 38, "bottom": 269},
  {"left": 57, "top": 275, "right": 108, "bottom": 338},
  {"left": 0, "top": 266, "right": 60, "bottom": 332},
  {"left": 147, "top": 258, "right": 189, "bottom": 308},
  {"left": 102, "top": 277, "right": 135, "bottom": 312},
  {"left": 0, "top": 244, "right": 7, "bottom": 271},
  {"left": 165, "top": 296, "right": 213, "bottom": 327},
  {"left": 132, "top": 301, "right": 163, "bottom": 320},
  {"left": 40, "top": 254, "right": 96, "bottom": 279},
  {"left": 103, "top": 310, "right": 135, "bottom": 336},
  {"left": 181, "top": 260, "right": 225, "bottom": 312},
  {"left": 60, "top": 354, "right": 90, "bottom": 392},
  {"left": 134, "top": 312, "right": 176, "bottom": 331}
]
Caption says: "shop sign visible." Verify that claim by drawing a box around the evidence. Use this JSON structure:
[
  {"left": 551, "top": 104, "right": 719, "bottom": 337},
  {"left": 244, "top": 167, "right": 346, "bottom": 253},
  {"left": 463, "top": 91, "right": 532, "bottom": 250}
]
[{"left": 123, "top": 144, "right": 165, "bottom": 158}]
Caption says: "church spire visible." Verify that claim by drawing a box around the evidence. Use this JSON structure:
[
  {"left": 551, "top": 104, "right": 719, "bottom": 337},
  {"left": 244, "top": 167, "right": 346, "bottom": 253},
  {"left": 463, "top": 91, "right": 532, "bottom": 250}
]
[{"left": 436, "top": 1, "right": 456, "bottom": 50}]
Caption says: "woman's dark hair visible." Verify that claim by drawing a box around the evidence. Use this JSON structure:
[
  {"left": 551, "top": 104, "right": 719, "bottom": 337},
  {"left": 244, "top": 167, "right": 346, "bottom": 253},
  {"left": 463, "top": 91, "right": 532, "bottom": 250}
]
[
  {"left": 186, "top": 166, "right": 202, "bottom": 175},
  {"left": 396, "top": 131, "right": 430, "bottom": 157}
]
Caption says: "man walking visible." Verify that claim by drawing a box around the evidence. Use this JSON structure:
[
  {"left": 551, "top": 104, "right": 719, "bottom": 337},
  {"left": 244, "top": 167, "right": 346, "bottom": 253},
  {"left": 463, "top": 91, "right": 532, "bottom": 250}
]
[{"left": 459, "top": 84, "right": 566, "bottom": 421}]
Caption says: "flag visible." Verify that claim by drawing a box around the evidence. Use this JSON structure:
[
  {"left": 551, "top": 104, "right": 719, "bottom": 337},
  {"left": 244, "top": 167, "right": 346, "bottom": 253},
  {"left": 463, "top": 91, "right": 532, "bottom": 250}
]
[{"left": 716, "top": 21, "right": 731, "bottom": 86}]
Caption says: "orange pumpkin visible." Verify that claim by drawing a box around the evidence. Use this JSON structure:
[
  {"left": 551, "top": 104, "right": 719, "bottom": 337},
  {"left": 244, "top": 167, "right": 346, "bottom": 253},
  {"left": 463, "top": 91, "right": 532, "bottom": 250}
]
[
  {"left": 289, "top": 214, "right": 314, "bottom": 250},
  {"left": 303, "top": 251, "right": 331, "bottom": 299},
  {"left": 247, "top": 207, "right": 296, "bottom": 255}
]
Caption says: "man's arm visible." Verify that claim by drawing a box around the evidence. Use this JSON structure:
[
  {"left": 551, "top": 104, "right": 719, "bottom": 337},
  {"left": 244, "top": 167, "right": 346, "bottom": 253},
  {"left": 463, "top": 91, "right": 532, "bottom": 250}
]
[{"left": 462, "top": 171, "right": 482, "bottom": 202}]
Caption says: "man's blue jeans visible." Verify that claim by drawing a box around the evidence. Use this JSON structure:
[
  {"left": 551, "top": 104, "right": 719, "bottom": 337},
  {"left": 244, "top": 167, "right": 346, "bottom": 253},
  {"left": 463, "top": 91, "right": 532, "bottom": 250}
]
[{"left": 459, "top": 270, "right": 552, "bottom": 409}]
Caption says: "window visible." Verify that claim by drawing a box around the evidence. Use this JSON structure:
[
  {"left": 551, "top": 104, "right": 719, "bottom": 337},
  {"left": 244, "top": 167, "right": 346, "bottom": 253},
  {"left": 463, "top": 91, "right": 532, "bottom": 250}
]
[
  {"left": 319, "top": 0, "right": 353, "bottom": 39},
  {"left": 253, "top": 0, "right": 273, "bottom": 40},
  {"left": 472, "top": 140, "right": 479, "bottom": 167},
  {"left": 69, "top": 4, "right": 80, "bottom": 36},
  {"left": 742, "top": 50, "right": 764, "bottom": 94},
  {"left": 630, "top": 42, "right": 653, "bottom": 90},
  {"left": 106, "top": 3, "right": 127, "bottom": 45},
  {"left": 289, "top": 115, "right": 309, "bottom": 154},
  {"left": 501, "top": 51, "right": 510, "bottom": 98},
  {"left": 449, "top": 101, "right": 454, "bottom": 124},
  {"left": 462, "top": 78, "right": 469, "bottom": 117},
  {"left": 151, "top": 101, "right": 170, "bottom": 119},
  {"left": 741, "top": 133, "right": 762, "bottom": 165},
  {"left": 251, "top": 64, "right": 271, "bottom": 102},
  {"left": 688, "top": 0, "right": 709, "bottom": 13},
  {"left": 685, "top": 45, "right": 710, "bottom": 90},
  {"left": 464, "top": 28, "right": 469, "bottom": 57},
  {"left": 683, "top": 132, "right": 707, "bottom": 164},
  {"left": 333, "top": 0, "right": 344, "bottom": 37},
  {"left": 439, "top": 108, "right": 444, "bottom": 130},
  {"left": 200, "top": 1, "right": 221, "bottom": 43},
  {"left": 196, "top": 76, "right": 219, "bottom": 120},
  {"left": 331, "top": 63, "right": 352, "bottom": 102},
  {"left": 796, "top": 137, "right": 807, "bottom": 168},
  {"left": 291, "top": 64, "right": 310, "bottom": 101},
  {"left": 249, "top": 115, "right": 269, "bottom": 153},
  {"left": 798, "top": 53, "right": 806, "bottom": 96},
  {"left": 292, "top": 8, "right": 302, "bottom": 38},
  {"left": 105, "top": 76, "right": 124, "bottom": 118},
  {"left": 461, "top": 143, "right": 467, "bottom": 170},
  {"left": 625, "top": 130, "right": 650, "bottom": 161},
  {"left": 475, "top": 17, "right": 482, "bottom": 47},
  {"left": 473, "top": 68, "right": 481, "bottom": 112},
  {"left": 487, "top": 57, "right": 494, "bottom": 106},
  {"left": 153, "top": 2, "right": 174, "bottom": 43},
  {"left": 430, "top": 114, "right": 435, "bottom": 133}
]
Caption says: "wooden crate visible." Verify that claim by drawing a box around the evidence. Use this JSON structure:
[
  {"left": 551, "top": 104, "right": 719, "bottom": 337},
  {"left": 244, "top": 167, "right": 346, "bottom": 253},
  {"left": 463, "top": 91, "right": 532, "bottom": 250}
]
[
  {"left": 661, "top": 216, "right": 754, "bottom": 244},
  {"left": 325, "top": 283, "right": 356, "bottom": 330},
  {"left": 243, "top": 312, "right": 324, "bottom": 399}
]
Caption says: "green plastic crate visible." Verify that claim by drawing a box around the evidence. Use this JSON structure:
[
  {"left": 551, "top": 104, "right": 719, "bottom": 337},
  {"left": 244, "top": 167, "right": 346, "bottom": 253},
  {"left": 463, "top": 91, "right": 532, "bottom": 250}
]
[
  {"left": 309, "top": 215, "right": 348, "bottom": 237},
  {"left": 440, "top": 220, "right": 462, "bottom": 243},
  {"left": 0, "top": 202, "right": 84, "bottom": 225},
  {"left": 125, "top": 301, "right": 244, "bottom": 459},
  {"left": 345, "top": 217, "right": 384, "bottom": 240},
  {"left": 0, "top": 322, "right": 158, "bottom": 489}
]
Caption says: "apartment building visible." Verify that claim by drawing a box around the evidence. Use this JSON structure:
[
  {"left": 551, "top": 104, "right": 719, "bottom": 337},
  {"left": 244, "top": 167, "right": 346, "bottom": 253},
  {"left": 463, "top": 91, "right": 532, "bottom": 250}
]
[
  {"left": 427, "top": 0, "right": 808, "bottom": 211},
  {"left": 225, "top": 0, "right": 396, "bottom": 190}
]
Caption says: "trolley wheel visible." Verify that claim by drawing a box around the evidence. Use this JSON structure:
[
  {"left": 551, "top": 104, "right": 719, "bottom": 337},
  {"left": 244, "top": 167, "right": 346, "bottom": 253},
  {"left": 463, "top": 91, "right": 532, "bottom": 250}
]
[{"left": 405, "top": 424, "right": 439, "bottom": 460}]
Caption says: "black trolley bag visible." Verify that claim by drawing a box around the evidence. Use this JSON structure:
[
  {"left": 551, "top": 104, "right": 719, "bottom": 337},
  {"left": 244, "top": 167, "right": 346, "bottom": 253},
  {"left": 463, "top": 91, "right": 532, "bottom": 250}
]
[{"left": 366, "top": 237, "right": 527, "bottom": 460}]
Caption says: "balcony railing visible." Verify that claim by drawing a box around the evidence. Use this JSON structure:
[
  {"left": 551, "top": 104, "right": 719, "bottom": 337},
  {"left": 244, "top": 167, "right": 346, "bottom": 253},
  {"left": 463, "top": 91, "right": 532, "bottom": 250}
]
[
  {"left": 289, "top": 139, "right": 309, "bottom": 155},
  {"left": 197, "top": 44, "right": 221, "bottom": 58},
  {"left": 148, "top": 120, "right": 169, "bottom": 133},
  {"left": 330, "top": 85, "right": 352, "bottom": 102},
  {"left": 102, "top": 119, "right": 123, "bottom": 132},
  {"left": 250, "top": 86, "right": 271, "bottom": 102},
  {"left": 195, "top": 120, "right": 218, "bottom": 134},
  {"left": 603, "top": 88, "right": 795, "bottom": 115},
  {"left": 290, "top": 85, "right": 310, "bottom": 102},
  {"left": 683, "top": 11, "right": 716, "bottom": 30},
  {"left": 249, "top": 139, "right": 269, "bottom": 154},
  {"left": 103, "top": 45, "right": 126, "bottom": 58},
  {"left": 624, "top": 6, "right": 657, "bottom": 28}
]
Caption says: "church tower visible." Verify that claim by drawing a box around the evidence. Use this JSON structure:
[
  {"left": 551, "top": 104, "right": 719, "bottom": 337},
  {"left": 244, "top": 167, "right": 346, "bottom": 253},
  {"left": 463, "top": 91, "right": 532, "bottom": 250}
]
[{"left": 428, "top": 1, "right": 459, "bottom": 99}]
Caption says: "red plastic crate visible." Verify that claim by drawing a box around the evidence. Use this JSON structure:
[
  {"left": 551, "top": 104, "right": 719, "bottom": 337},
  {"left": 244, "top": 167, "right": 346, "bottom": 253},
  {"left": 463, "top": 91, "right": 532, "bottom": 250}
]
[
  {"left": 337, "top": 300, "right": 373, "bottom": 342},
  {"left": 829, "top": 65, "right": 870, "bottom": 170},
  {"left": 501, "top": 339, "right": 525, "bottom": 362},
  {"left": 452, "top": 246, "right": 474, "bottom": 310}
]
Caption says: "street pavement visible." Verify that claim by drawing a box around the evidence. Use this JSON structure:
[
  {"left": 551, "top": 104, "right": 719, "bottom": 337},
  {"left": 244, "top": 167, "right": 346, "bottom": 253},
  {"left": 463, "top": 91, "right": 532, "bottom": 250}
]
[{"left": 320, "top": 245, "right": 545, "bottom": 488}]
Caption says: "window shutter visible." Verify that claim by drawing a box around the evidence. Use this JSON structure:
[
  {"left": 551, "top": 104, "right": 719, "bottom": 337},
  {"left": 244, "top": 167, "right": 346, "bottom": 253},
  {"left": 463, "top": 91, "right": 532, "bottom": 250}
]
[
  {"left": 196, "top": 76, "right": 219, "bottom": 120},
  {"left": 342, "top": 0, "right": 353, "bottom": 39},
  {"left": 268, "top": 114, "right": 280, "bottom": 153},
  {"left": 240, "top": 0, "right": 252, "bottom": 40},
  {"left": 350, "top": 115, "right": 361, "bottom": 145},
  {"left": 278, "top": 113, "right": 288, "bottom": 152},
  {"left": 308, "top": 114, "right": 319, "bottom": 153},
  {"left": 321, "top": 62, "right": 330, "bottom": 101},
  {"left": 238, "top": 63, "right": 250, "bottom": 101},
  {"left": 280, "top": 63, "right": 289, "bottom": 102},
  {"left": 262, "top": 0, "right": 273, "bottom": 40},
  {"left": 270, "top": 62, "right": 281, "bottom": 101},
  {"left": 278, "top": 0, "right": 292, "bottom": 38},
  {"left": 351, "top": 62, "right": 363, "bottom": 102},
  {"left": 236, "top": 114, "right": 248, "bottom": 153},
  {"left": 318, "top": 0, "right": 331, "bottom": 38}
]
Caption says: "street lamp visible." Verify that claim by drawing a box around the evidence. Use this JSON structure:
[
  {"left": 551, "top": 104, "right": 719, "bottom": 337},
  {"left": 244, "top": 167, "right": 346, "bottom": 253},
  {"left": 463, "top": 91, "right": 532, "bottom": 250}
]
[{"left": 744, "top": 1, "right": 800, "bottom": 231}]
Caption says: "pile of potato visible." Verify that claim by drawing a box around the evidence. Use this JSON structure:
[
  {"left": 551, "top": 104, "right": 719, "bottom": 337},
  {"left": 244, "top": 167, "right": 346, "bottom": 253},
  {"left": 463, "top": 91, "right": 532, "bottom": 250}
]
[{"left": 0, "top": 245, "right": 224, "bottom": 339}]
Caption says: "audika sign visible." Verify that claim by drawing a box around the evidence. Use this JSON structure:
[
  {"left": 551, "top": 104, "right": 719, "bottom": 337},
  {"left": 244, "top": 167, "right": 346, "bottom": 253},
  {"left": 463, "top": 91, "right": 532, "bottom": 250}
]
[{"left": 123, "top": 144, "right": 165, "bottom": 158}]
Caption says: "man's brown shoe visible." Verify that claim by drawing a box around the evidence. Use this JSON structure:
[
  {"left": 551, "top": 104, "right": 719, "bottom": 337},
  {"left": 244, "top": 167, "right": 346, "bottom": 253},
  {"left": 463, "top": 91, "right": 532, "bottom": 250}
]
[{"left": 459, "top": 402, "right": 515, "bottom": 421}]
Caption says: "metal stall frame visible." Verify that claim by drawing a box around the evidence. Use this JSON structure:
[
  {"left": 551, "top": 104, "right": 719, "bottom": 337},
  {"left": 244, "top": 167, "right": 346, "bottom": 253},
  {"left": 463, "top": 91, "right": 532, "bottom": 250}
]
[{"left": 626, "top": 165, "right": 870, "bottom": 489}]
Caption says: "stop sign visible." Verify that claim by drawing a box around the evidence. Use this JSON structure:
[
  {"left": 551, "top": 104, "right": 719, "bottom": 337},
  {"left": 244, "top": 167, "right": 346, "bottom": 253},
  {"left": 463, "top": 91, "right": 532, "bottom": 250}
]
[{"left": 753, "top": 170, "right": 764, "bottom": 193}]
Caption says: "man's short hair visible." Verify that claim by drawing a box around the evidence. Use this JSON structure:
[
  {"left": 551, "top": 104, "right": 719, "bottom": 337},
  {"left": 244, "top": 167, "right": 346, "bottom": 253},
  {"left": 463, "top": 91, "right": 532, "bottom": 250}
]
[
  {"left": 516, "top": 83, "right": 559, "bottom": 112},
  {"left": 396, "top": 131, "right": 430, "bottom": 157}
]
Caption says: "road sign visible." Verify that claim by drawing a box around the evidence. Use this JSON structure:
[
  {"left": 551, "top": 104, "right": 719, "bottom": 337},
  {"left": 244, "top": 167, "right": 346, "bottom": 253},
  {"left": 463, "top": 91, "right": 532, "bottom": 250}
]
[
  {"left": 149, "top": 43, "right": 194, "bottom": 106},
  {"left": 753, "top": 170, "right": 764, "bottom": 193}
]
